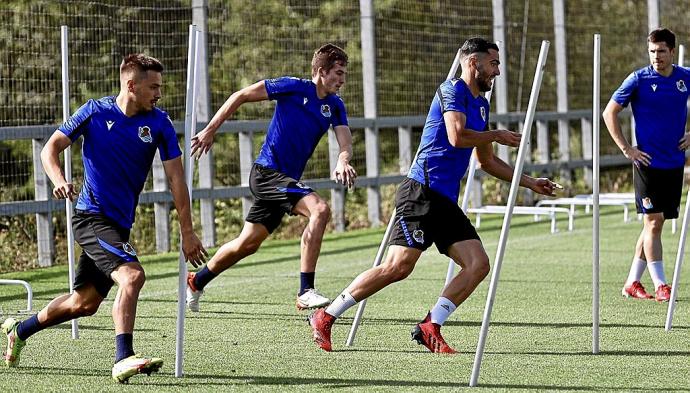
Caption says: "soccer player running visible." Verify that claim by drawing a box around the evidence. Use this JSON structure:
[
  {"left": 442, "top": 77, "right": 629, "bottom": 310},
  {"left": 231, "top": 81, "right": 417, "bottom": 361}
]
[
  {"left": 186, "top": 44, "right": 356, "bottom": 312},
  {"left": 1, "top": 54, "right": 207, "bottom": 382},
  {"left": 603, "top": 28, "right": 690, "bottom": 302},
  {"left": 308, "top": 37, "right": 560, "bottom": 353}
]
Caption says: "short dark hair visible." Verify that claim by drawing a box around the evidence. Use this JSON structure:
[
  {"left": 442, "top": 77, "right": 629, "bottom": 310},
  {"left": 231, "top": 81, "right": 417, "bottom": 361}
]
[
  {"left": 648, "top": 28, "right": 675, "bottom": 49},
  {"left": 311, "top": 43, "right": 348, "bottom": 76},
  {"left": 120, "top": 54, "right": 164, "bottom": 79},
  {"left": 460, "top": 37, "right": 499, "bottom": 58}
]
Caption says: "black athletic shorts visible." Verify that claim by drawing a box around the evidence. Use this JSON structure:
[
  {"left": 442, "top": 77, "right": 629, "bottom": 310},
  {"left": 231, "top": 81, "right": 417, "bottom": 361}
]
[
  {"left": 245, "top": 164, "right": 314, "bottom": 233},
  {"left": 389, "top": 178, "right": 480, "bottom": 256},
  {"left": 633, "top": 164, "right": 683, "bottom": 219},
  {"left": 72, "top": 210, "right": 140, "bottom": 297}
]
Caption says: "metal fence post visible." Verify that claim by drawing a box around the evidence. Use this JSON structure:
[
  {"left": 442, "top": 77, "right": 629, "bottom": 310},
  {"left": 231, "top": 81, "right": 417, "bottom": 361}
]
[
  {"left": 553, "top": 0, "right": 571, "bottom": 182},
  {"left": 239, "top": 131, "right": 254, "bottom": 219},
  {"left": 32, "top": 138, "right": 54, "bottom": 267},
  {"left": 152, "top": 151, "right": 170, "bottom": 252},
  {"left": 193, "top": 0, "right": 215, "bottom": 248},
  {"left": 360, "top": 0, "right": 380, "bottom": 227},
  {"left": 328, "top": 129, "right": 345, "bottom": 232},
  {"left": 492, "top": 0, "right": 510, "bottom": 163},
  {"left": 581, "top": 117, "right": 593, "bottom": 188}
]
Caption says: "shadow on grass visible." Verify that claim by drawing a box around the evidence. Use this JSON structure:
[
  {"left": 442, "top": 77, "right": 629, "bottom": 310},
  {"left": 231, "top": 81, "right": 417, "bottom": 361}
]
[{"left": 144, "top": 373, "right": 686, "bottom": 391}]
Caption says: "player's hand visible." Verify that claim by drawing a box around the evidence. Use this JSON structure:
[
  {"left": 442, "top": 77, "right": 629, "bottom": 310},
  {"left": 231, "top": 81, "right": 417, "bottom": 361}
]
[
  {"left": 53, "top": 182, "right": 78, "bottom": 201},
  {"left": 181, "top": 232, "right": 208, "bottom": 268},
  {"left": 332, "top": 160, "right": 357, "bottom": 188},
  {"left": 493, "top": 130, "right": 521, "bottom": 147},
  {"left": 678, "top": 132, "right": 690, "bottom": 151},
  {"left": 191, "top": 128, "right": 216, "bottom": 159},
  {"left": 529, "top": 178, "right": 563, "bottom": 197},
  {"left": 622, "top": 145, "right": 651, "bottom": 167}
]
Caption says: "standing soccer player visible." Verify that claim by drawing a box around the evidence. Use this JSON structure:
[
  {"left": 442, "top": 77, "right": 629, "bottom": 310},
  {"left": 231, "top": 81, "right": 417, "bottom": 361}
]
[
  {"left": 603, "top": 28, "right": 690, "bottom": 302},
  {"left": 1, "top": 54, "right": 207, "bottom": 383},
  {"left": 308, "top": 37, "right": 560, "bottom": 353},
  {"left": 186, "top": 43, "right": 356, "bottom": 312}
]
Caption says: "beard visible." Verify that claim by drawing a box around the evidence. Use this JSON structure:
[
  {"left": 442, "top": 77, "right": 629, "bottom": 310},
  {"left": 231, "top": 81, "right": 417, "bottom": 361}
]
[{"left": 477, "top": 77, "right": 493, "bottom": 92}]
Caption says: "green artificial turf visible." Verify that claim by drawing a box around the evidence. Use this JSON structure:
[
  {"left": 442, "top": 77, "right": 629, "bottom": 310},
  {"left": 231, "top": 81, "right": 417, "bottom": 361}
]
[{"left": 0, "top": 206, "right": 688, "bottom": 391}]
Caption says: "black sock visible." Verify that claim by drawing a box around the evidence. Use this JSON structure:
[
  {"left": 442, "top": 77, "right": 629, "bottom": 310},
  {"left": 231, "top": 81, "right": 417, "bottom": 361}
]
[
  {"left": 299, "top": 272, "right": 316, "bottom": 295},
  {"left": 16, "top": 314, "right": 43, "bottom": 341},
  {"left": 193, "top": 266, "right": 218, "bottom": 290},
  {"left": 115, "top": 333, "right": 134, "bottom": 363}
]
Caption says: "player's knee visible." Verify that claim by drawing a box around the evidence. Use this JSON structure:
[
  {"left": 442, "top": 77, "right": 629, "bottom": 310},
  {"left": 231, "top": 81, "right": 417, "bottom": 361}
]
[
  {"left": 384, "top": 261, "right": 414, "bottom": 282},
  {"left": 120, "top": 268, "right": 146, "bottom": 290},
  {"left": 469, "top": 254, "right": 490, "bottom": 279},
  {"left": 313, "top": 201, "right": 331, "bottom": 222},
  {"left": 73, "top": 300, "right": 100, "bottom": 317}
]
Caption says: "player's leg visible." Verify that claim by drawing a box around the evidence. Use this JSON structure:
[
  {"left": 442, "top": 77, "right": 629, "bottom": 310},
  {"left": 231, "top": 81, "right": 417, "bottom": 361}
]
[
  {"left": 643, "top": 212, "right": 671, "bottom": 300},
  {"left": 3, "top": 280, "right": 103, "bottom": 367},
  {"left": 411, "top": 196, "right": 484, "bottom": 355},
  {"left": 109, "top": 261, "right": 161, "bottom": 383},
  {"left": 308, "top": 245, "right": 422, "bottom": 351},
  {"left": 622, "top": 230, "right": 652, "bottom": 299},
  {"left": 292, "top": 192, "right": 331, "bottom": 309},
  {"left": 186, "top": 221, "right": 270, "bottom": 311}
]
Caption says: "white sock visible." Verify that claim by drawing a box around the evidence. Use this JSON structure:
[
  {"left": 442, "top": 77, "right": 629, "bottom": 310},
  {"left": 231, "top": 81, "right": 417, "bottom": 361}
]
[
  {"left": 325, "top": 291, "right": 356, "bottom": 318},
  {"left": 625, "top": 258, "right": 647, "bottom": 286},
  {"left": 430, "top": 297, "right": 457, "bottom": 326},
  {"left": 647, "top": 260, "right": 667, "bottom": 289}
]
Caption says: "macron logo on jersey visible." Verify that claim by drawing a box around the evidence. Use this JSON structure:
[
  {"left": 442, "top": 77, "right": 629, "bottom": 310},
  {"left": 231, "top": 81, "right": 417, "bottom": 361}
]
[
  {"left": 304, "top": 97, "right": 308, "bottom": 105},
  {"left": 106, "top": 120, "right": 115, "bottom": 130},
  {"left": 651, "top": 84, "right": 657, "bottom": 92}
]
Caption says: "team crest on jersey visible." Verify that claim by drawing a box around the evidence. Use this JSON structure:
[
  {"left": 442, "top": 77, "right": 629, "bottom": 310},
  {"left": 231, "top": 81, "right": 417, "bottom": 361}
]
[
  {"left": 642, "top": 197, "right": 653, "bottom": 210},
  {"left": 412, "top": 229, "right": 425, "bottom": 244},
  {"left": 677, "top": 80, "right": 687, "bottom": 92},
  {"left": 480, "top": 106, "right": 487, "bottom": 121},
  {"left": 138, "top": 126, "right": 153, "bottom": 143},
  {"left": 122, "top": 242, "right": 137, "bottom": 256},
  {"left": 321, "top": 104, "right": 331, "bottom": 118}
]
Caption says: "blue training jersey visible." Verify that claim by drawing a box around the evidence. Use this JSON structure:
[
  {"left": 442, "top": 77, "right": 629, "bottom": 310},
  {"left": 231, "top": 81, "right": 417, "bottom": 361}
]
[
  {"left": 59, "top": 96, "right": 182, "bottom": 229},
  {"left": 408, "top": 79, "right": 490, "bottom": 203},
  {"left": 255, "top": 76, "right": 348, "bottom": 180},
  {"left": 611, "top": 65, "right": 690, "bottom": 169}
]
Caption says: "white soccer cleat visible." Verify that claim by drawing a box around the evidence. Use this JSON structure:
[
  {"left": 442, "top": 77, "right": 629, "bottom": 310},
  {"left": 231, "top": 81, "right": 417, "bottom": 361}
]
[
  {"left": 111, "top": 354, "right": 163, "bottom": 383},
  {"left": 296, "top": 288, "right": 331, "bottom": 310},
  {"left": 186, "top": 272, "right": 203, "bottom": 313}
]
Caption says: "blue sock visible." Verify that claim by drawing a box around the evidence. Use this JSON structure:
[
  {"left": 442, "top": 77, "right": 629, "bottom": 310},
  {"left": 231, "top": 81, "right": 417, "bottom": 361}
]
[
  {"left": 193, "top": 266, "right": 217, "bottom": 290},
  {"left": 299, "top": 272, "right": 315, "bottom": 295},
  {"left": 16, "top": 314, "right": 42, "bottom": 341},
  {"left": 115, "top": 333, "right": 134, "bottom": 363}
]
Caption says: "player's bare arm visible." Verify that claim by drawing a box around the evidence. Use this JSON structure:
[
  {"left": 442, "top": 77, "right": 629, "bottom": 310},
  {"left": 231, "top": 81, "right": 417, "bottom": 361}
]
[
  {"left": 443, "top": 110, "right": 520, "bottom": 148},
  {"left": 603, "top": 99, "right": 651, "bottom": 166},
  {"left": 191, "top": 80, "right": 270, "bottom": 158},
  {"left": 332, "top": 125, "right": 357, "bottom": 188},
  {"left": 40, "top": 131, "right": 78, "bottom": 201},
  {"left": 163, "top": 156, "right": 208, "bottom": 267},
  {"left": 475, "top": 142, "right": 561, "bottom": 196}
]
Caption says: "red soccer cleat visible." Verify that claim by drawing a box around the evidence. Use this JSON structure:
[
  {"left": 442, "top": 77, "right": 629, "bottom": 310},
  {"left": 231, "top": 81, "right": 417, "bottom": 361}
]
[
  {"left": 622, "top": 281, "right": 654, "bottom": 299},
  {"left": 411, "top": 313, "right": 457, "bottom": 354},
  {"left": 655, "top": 284, "right": 672, "bottom": 302},
  {"left": 308, "top": 308, "right": 335, "bottom": 352}
]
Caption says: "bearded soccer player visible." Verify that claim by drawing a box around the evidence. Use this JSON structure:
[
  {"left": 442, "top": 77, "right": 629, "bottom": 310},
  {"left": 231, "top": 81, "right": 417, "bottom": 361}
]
[
  {"left": 186, "top": 43, "right": 356, "bottom": 312},
  {"left": 603, "top": 28, "right": 690, "bottom": 302},
  {"left": 308, "top": 37, "right": 560, "bottom": 353},
  {"left": 2, "top": 54, "right": 207, "bottom": 383}
]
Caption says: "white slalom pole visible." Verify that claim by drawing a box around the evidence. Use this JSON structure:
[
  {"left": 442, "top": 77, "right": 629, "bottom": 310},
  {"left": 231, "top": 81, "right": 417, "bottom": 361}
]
[
  {"left": 444, "top": 41, "right": 502, "bottom": 288},
  {"left": 345, "top": 211, "right": 397, "bottom": 346},
  {"left": 60, "top": 25, "right": 79, "bottom": 340},
  {"left": 664, "top": 44, "right": 686, "bottom": 331},
  {"left": 469, "top": 41, "right": 550, "bottom": 387},
  {"left": 345, "top": 47, "right": 464, "bottom": 346},
  {"left": 592, "top": 34, "right": 601, "bottom": 354},
  {"left": 175, "top": 24, "right": 200, "bottom": 378}
]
